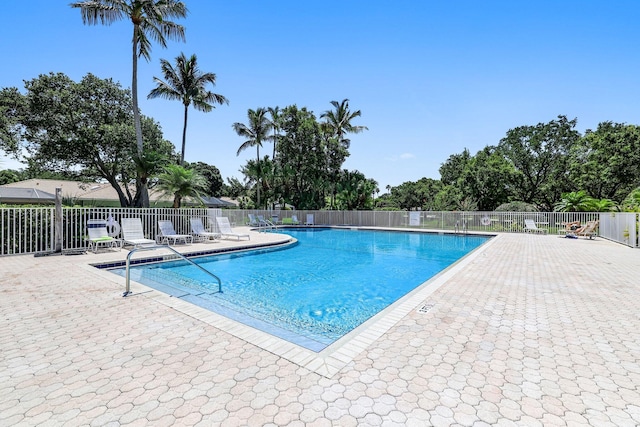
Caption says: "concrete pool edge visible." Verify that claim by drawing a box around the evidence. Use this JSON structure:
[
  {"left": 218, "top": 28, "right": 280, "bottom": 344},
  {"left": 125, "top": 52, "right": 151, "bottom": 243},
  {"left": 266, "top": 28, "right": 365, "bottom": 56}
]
[{"left": 86, "top": 228, "right": 499, "bottom": 378}]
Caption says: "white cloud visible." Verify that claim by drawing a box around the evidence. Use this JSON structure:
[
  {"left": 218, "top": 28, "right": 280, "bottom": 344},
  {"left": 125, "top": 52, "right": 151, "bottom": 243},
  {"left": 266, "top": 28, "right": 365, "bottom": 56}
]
[{"left": 399, "top": 153, "right": 416, "bottom": 160}]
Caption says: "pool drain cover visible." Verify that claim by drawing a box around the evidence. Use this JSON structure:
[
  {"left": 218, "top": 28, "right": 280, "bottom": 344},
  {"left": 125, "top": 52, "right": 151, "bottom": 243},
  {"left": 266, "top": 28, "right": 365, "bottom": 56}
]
[{"left": 417, "top": 304, "right": 434, "bottom": 313}]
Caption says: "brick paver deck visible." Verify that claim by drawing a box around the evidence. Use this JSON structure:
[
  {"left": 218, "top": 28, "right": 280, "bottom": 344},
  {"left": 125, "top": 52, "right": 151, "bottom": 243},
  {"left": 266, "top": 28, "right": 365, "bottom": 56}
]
[{"left": 1, "top": 230, "right": 639, "bottom": 426}]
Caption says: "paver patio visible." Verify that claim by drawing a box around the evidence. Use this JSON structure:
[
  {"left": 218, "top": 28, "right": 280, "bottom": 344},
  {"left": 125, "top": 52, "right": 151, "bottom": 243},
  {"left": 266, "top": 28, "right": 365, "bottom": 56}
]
[{"left": 1, "top": 229, "right": 639, "bottom": 426}]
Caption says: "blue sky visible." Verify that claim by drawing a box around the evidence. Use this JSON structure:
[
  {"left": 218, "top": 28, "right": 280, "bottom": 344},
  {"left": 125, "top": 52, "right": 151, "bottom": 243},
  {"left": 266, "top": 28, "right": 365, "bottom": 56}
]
[{"left": 2, "top": 1, "right": 640, "bottom": 189}]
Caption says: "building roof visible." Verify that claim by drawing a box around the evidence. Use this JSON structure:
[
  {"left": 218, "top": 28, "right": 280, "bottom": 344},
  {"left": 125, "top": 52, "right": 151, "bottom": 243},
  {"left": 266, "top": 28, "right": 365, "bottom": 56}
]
[
  {"left": 1, "top": 179, "right": 172, "bottom": 203},
  {"left": 0, "top": 187, "right": 57, "bottom": 204}
]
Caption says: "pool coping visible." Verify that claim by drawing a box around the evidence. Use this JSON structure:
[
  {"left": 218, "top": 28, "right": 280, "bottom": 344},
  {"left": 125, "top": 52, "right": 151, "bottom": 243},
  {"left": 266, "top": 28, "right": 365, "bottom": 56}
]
[{"left": 86, "top": 228, "right": 499, "bottom": 378}]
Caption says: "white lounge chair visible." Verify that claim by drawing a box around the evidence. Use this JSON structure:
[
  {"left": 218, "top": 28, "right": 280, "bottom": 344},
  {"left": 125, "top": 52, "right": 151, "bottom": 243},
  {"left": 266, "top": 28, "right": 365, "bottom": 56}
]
[
  {"left": 190, "top": 217, "right": 220, "bottom": 242},
  {"left": 215, "top": 216, "right": 250, "bottom": 240},
  {"left": 86, "top": 219, "right": 120, "bottom": 253},
  {"left": 121, "top": 218, "right": 156, "bottom": 248},
  {"left": 524, "top": 219, "right": 547, "bottom": 234},
  {"left": 305, "top": 214, "right": 314, "bottom": 225},
  {"left": 247, "top": 213, "right": 260, "bottom": 226},
  {"left": 158, "top": 220, "right": 192, "bottom": 245}
]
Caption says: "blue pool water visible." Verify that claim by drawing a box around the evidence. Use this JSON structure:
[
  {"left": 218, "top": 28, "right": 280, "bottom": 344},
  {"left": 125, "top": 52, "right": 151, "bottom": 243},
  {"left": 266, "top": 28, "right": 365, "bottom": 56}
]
[{"left": 111, "top": 228, "right": 489, "bottom": 351}]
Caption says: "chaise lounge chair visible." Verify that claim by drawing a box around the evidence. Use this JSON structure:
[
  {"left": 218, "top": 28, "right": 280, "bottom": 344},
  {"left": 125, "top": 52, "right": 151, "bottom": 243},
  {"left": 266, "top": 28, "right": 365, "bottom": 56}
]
[
  {"left": 121, "top": 218, "right": 156, "bottom": 248},
  {"left": 215, "top": 216, "right": 250, "bottom": 240},
  {"left": 86, "top": 219, "right": 120, "bottom": 253},
  {"left": 157, "top": 220, "right": 193, "bottom": 245},
  {"left": 524, "top": 219, "right": 547, "bottom": 234},
  {"left": 558, "top": 221, "right": 581, "bottom": 235},
  {"left": 575, "top": 220, "right": 599, "bottom": 239},
  {"left": 190, "top": 217, "right": 220, "bottom": 242}
]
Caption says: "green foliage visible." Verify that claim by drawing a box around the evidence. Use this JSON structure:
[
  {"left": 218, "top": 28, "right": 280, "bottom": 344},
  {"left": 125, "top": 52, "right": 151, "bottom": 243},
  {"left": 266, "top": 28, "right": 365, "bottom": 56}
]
[
  {"left": 334, "top": 170, "right": 377, "bottom": 210},
  {"left": 622, "top": 188, "right": 640, "bottom": 212},
  {"left": 148, "top": 52, "right": 228, "bottom": 164},
  {"left": 494, "top": 201, "right": 538, "bottom": 212},
  {"left": 498, "top": 115, "right": 581, "bottom": 210},
  {"left": 188, "top": 161, "right": 223, "bottom": 197},
  {"left": 554, "top": 191, "right": 595, "bottom": 212},
  {"left": 0, "top": 169, "right": 21, "bottom": 185},
  {"left": 0, "top": 87, "right": 27, "bottom": 155},
  {"left": 234, "top": 108, "right": 271, "bottom": 208},
  {"left": 156, "top": 164, "right": 207, "bottom": 208},
  {"left": 71, "top": 0, "right": 188, "bottom": 207},
  {"left": 7, "top": 72, "right": 176, "bottom": 207},
  {"left": 571, "top": 122, "right": 640, "bottom": 201}
]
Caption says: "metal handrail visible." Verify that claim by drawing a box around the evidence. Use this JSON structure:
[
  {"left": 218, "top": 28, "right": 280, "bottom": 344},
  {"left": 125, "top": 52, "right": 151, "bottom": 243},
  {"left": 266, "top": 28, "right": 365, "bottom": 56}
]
[{"left": 123, "top": 245, "right": 222, "bottom": 297}]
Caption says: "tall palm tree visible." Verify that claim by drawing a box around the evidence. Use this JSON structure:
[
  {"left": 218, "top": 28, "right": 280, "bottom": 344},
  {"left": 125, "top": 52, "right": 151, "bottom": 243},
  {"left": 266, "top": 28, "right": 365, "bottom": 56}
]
[
  {"left": 233, "top": 108, "right": 270, "bottom": 208},
  {"left": 148, "top": 52, "right": 228, "bottom": 165},
  {"left": 320, "top": 98, "right": 368, "bottom": 148},
  {"left": 267, "top": 106, "right": 281, "bottom": 160},
  {"left": 70, "top": 0, "right": 187, "bottom": 207},
  {"left": 157, "top": 164, "right": 207, "bottom": 208}
]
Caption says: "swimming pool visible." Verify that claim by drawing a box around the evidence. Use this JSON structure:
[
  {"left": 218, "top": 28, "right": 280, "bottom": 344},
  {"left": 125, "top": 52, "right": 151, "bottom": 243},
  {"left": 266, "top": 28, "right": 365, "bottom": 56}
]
[{"left": 111, "top": 228, "right": 490, "bottom": 351}]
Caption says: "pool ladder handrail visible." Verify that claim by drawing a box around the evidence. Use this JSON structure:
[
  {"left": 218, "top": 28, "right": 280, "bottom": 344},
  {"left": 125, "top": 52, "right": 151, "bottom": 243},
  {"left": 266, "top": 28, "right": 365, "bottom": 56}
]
[{"left": 123, "top": 245, "right": 222, "bottom": 297}]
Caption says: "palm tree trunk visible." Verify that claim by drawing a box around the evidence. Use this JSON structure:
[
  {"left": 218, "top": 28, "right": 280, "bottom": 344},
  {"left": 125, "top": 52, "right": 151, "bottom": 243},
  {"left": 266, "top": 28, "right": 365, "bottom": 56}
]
[
  {"left": 256, "top": 145, "right": 261, "bottom": 207},
  {"left": 181, "top": 105, "right": 188, "bottom": 165},
  {"left": 132, "top": 25, "right": 149, "bottom": 207}
]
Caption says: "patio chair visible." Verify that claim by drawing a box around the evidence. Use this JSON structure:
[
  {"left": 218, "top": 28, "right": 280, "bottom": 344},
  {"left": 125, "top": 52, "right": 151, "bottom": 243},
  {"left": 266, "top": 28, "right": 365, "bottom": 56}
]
[
  {"left": 86, "top": 219, "right": 120, "bottom": 253},
  {"left": 121, "top": 218, "right": 156, "bottom": 248},
  {"left": 558, "top": 221, "right": 581, "bottom": 235},
  {"left": 215, "top": 216, "right": 250, "bottom": 240},
  {"left": 190, "top": 217, "right": 220, "bottom": 242},
  {"left": 524, "top": 219, "right": 547, "bottom": 234},
  {"left": 305, "top": 214, "right": 314, "bottom": 226},
  {"left": 157, "top": 220, "right": 193, "bottom": 245},
  {"left": 247, "top": 213, "right": 260, "bottom": 226},
  {"left": 575, "top": 220, "right": 599, "bottom": 239}
]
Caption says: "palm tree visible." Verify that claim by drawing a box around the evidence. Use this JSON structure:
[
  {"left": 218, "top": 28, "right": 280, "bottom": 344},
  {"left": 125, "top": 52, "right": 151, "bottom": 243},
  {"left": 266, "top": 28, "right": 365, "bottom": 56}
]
[
  {"left": 70, "top": 0, "right": 187, "bottom": 207},
  {"left": 554, "top": 191, "right": 595, "bottom": 212},
  {"left": 320, "top": 98, "right": 368, "bottom": 148},
  {"left": 156, "top": 164, "right": 207, "bottom": 208},
  {"left": 233, "top": 108, "right": 271, "bottom": 208},
  {"left": 148, "top": 52, "right": 228, "bottom": 165},
  {"left": 267, "top": 106, "right": 281, "bottom": 160}
]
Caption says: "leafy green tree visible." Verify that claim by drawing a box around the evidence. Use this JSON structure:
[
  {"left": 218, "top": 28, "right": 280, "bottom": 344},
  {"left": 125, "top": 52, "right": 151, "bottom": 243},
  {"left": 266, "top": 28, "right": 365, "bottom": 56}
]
[
  {"left": 335, "top": 169, "right": 377, "bottom": 210},
  {"left": 392, "top": 181, "right": 423, "bottom": 210},
  {"left": 188, "top": 161, "right": 223, "bottom": 196},
  {"left": 498, "top": 115, "right": 581, "bottom": 210},
  {"left": 148, "top": 52, "right": 228, "bottom": 164},
  {"left": 0, "top": 169, "right": 21, "bottom": 185},
  {"left": 0, "top": 87, "right": 27, "bottom": 155},
  {"left": 223, "top": 176, "right": 249, "bottom": 200},
  {"left": 71, "top": 0, "right": 187, "bottom": 207},
  {"left": 276, "top": 105, "right": 327, "bottom": 209},
  {"left": 458, "top": 147, "right": 517, "bottom": 210},
  {"left": 234, "top": 108, "right": 271, "bottom": 208},
  {"left": 439, "top": 149, "right": 471, "bottom": 186},
  {"left": 156, "top": 164, "right": 207, "bottom": 208},
  {"left": 494, "top": 201, "right": 538, "bottom": 212},
  {"left": 17, "top": 72, "right": 174, "bottom": 207},
  {"left": 571, "top": 122, "right": 640, "bottom": 202}
]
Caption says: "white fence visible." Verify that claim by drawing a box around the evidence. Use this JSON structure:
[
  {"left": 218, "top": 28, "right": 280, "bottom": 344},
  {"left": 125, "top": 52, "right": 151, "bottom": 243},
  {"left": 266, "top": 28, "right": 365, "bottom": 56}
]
[{"left": 0, "top": 208, "right": 637, "bottom": 256}]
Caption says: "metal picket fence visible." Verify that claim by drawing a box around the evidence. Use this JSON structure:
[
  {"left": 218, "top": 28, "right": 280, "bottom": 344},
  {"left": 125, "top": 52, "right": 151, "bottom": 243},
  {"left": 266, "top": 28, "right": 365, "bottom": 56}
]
[{"left": 0, "top": 207, "right": 636, "bottom": 256}]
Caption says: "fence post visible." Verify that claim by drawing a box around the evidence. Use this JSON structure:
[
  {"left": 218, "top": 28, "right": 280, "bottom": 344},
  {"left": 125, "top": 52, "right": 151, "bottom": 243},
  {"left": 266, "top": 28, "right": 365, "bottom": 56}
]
[{"left": 53, "top": 188, "right": 63, "bottom": 253}]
